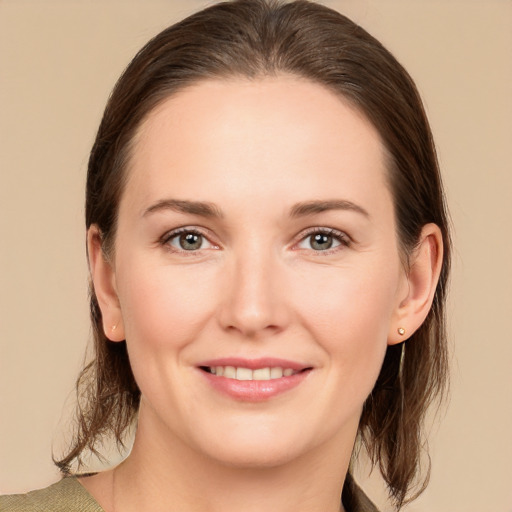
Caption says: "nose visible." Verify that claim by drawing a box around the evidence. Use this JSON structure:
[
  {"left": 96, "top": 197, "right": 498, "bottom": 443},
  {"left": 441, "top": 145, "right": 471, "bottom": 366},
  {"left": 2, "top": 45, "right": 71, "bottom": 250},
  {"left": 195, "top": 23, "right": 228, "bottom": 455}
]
[{"left": 217, "top": 246, "right": 290, "bottom": 338}]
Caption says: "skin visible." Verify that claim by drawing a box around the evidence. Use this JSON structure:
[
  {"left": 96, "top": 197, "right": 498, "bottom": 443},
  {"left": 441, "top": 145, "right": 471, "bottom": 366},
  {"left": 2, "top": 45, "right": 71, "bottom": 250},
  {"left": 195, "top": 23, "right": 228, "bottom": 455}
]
[{"left": 84, "top": 76, "right": 443, "bottom": 512}]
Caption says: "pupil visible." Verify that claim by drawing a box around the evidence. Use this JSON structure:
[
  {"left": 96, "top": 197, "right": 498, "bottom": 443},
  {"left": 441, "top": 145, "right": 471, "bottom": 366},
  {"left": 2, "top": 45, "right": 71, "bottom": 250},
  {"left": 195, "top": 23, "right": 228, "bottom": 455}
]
[
  {"left": 312, "top": 233, "right": 332, "bottom": 250},
  {"left": 180, "top": 232, "right": 202, "bottom": 250}
]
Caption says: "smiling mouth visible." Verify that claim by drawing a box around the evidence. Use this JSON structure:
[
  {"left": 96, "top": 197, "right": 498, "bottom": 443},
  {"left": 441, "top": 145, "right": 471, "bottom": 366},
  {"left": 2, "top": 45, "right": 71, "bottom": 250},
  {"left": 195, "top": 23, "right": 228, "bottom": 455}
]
[{"left": 199, "top": 366, "right": 311, "bottom": 381}]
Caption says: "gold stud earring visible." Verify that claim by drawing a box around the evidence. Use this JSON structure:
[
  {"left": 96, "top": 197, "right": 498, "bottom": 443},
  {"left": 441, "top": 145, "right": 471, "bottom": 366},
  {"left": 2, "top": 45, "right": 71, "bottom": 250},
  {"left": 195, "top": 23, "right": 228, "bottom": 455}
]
[{"left": 397, "top": 327, "right": 405, "bottom": 336}]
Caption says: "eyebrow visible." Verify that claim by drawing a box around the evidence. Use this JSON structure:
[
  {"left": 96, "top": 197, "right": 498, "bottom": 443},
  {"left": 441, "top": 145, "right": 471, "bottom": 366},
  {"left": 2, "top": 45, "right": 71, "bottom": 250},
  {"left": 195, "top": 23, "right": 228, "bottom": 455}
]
[
  {"left": 290, "top": 199, "right": 370, "bottom": 218},
  {"left": 142, "top": 198, "right": 369, "bottom": 220},
  {"left": 142, "top": 199, "right": 224, "bottom": 218}
]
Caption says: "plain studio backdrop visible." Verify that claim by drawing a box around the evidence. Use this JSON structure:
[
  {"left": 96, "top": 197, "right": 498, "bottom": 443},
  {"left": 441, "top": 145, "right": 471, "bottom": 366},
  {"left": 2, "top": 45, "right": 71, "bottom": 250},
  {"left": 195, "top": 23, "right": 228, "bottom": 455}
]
[{"left": 0, "top": 1, "right": 511, "bottom": 511}]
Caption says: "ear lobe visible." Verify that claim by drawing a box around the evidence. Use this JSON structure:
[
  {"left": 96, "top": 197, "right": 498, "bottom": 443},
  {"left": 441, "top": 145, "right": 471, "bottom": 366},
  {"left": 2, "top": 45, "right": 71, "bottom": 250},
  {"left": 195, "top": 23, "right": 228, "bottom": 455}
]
[
  {"left": 388, "top": 223, "right": 443, "bottom": 345},
  {"left": 87, "top": 226, "right": 125, "bottom": 342}
]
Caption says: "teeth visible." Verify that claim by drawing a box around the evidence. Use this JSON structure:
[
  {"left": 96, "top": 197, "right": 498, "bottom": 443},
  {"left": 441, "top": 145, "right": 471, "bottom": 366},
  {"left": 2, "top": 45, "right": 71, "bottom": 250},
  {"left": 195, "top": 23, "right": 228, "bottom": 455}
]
[
  {"left": 207, "top": 366, "right": 297, "bottom": 381},
  {"left": 236, "top": 367, "right": 252, "bottom": 380},
  {"left": 253, "top": 368, "right": 270, "bottom": 380},
  {"left": 270, "top": 367, "right": 283, "bottom": 379},
  {"left": 223, "top": 366, "right": 236, "bottom": 379}
]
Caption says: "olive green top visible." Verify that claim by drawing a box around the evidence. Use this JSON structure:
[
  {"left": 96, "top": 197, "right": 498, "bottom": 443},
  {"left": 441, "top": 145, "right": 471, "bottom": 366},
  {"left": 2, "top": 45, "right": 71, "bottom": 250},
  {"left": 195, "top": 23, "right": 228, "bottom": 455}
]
[
  {"left": 0, "top": 474, "right": 379, "bottom": 512},
  {"left": 0, "top": 477, "right": 104, "bottom": 512}
]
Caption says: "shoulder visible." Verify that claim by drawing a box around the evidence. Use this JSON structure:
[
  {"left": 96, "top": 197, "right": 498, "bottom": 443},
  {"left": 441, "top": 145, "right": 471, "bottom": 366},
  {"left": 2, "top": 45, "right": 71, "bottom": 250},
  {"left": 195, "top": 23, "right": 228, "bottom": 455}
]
[{"left": 0, "top": 477, "right": 105, "bottom": 512}]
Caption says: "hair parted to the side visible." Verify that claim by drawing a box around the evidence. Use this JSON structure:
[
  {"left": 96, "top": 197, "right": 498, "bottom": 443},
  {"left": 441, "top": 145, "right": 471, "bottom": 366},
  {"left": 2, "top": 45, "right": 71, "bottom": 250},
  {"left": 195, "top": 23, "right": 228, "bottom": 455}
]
[{"left": 55, "top": 1, "right": 450, "bottom": 509}]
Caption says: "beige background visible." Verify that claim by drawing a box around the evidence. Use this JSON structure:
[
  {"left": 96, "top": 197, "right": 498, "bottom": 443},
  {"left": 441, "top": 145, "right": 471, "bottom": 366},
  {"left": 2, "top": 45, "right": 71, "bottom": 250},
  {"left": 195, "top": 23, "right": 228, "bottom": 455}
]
[{"left": 1, "top": 1, "right": 511, "bottom": 511}]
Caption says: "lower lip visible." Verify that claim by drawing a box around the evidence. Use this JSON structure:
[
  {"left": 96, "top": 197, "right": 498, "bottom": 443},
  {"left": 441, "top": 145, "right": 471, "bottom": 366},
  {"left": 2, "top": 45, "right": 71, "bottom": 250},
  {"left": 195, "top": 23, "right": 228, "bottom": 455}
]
[{"left": 199, "top": 370, "right": 312, "bottom": 402}]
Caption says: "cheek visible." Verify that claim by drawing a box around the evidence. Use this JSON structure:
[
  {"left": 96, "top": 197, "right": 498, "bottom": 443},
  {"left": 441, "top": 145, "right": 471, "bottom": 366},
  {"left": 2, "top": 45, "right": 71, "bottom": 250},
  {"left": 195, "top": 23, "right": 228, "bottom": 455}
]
[
  {"left": 116, "top": 258, "right": 218, "bottom": 352},
  {"left": 297, "top": 260, "right": 398, "bottom": 333},
  {"left": 294, "top": 262, "right": 399, "bottom": 388},
  {"left": 114, "top": 257, "right": 221, "bottom": 410}
]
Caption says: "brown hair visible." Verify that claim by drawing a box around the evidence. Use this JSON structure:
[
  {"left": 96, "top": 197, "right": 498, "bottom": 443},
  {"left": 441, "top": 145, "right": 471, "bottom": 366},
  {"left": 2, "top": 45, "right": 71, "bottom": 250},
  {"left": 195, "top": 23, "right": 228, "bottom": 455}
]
[{"left": 56, "top": 0, "right": 450, "bottom": 508}]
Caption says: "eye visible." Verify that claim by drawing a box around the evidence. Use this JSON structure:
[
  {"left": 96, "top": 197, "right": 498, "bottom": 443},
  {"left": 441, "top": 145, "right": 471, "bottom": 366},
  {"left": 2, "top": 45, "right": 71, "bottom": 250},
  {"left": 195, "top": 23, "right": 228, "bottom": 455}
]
[
  {"left": 163, "top": 228, "right": 215, "bottom": 252},
  {"left": 296, "top": 229, "right": 349, "bottom": 252}
]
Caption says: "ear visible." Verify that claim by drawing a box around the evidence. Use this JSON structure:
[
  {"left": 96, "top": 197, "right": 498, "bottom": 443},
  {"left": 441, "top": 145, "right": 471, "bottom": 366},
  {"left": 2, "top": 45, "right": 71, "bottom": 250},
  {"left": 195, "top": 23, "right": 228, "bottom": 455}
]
[
  {"left": 388, "top": 223, "right": 443, "bottom": 345},
  {"left": 87, "top": 225, "right": 125, "bottom": 342}
]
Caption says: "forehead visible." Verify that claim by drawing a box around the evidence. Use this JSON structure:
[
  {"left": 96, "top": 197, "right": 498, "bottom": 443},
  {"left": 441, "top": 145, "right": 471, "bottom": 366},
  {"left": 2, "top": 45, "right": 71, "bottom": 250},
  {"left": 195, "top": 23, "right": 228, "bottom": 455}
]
[{"left": 123, "top": 76, "right": 390, "bottom": 217}]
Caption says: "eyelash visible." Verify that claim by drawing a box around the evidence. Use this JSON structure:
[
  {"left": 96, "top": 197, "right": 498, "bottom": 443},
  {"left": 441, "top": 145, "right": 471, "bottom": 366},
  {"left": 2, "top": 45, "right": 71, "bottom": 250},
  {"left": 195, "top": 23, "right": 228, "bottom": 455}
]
[
  {"left": 294, "top": 227, "right": 351, "bottom": 255},
  {"left": 160, "top": 227, "right": 216, "bottom": 256},
  {"left": 159, "top": 226, "right": 351, "bottom": 255}
]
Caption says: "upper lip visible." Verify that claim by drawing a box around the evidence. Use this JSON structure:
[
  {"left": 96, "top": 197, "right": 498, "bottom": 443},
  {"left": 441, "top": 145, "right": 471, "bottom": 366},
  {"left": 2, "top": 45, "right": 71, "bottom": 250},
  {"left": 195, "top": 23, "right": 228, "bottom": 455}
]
[{"left": 197, "top": 357, "right": 311, "bottom": 371}]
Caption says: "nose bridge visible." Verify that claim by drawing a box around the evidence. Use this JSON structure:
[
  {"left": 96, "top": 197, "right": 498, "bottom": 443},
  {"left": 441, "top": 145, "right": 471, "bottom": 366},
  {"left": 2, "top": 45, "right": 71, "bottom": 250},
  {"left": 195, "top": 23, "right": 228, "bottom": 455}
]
[{"left": 219, "top": 239, "right": 287, "bottom": 337}]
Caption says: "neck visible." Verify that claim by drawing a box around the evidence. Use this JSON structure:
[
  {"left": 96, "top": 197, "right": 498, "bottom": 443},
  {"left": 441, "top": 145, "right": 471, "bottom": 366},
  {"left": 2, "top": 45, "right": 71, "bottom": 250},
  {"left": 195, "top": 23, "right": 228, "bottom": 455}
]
[{"left": 109, "top": 401, "right": 355, "bottom": 512}]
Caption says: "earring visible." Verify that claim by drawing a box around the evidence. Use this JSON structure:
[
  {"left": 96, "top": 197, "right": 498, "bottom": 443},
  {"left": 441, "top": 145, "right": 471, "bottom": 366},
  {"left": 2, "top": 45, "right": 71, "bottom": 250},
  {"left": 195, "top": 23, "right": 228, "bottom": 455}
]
[
  {"left": 111, "top": 324, "right": 118, "bottom": 332},
  {"left": 397, "top": 327, "right": 405, "bottom": 336}
]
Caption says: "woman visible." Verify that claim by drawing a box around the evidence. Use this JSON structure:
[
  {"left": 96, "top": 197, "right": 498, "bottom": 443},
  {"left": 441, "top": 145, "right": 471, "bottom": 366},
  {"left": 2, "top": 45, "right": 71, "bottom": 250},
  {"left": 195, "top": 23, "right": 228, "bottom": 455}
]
[{"left": 1, "top": 0, "right": 450, "bottom": 511}]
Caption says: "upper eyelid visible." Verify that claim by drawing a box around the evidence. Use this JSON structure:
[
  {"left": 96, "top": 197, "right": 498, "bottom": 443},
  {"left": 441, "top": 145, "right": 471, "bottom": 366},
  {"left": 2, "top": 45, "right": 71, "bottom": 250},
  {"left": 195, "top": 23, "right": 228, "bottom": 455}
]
[
  {"left": 160, "top": 226, "right": 215, "bottom": 243},
  {"left": 294, "top": 226, "right": 351, "bottom": 242}
]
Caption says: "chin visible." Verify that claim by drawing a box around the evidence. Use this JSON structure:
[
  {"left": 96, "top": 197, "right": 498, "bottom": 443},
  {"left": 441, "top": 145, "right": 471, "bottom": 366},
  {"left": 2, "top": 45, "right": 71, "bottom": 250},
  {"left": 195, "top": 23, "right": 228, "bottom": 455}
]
[
  {"left": 188, "top": 418, "right": 328, "bottom": 470},
  {"left": 205, "top": 441, "right": 305, "bottom": 470}
]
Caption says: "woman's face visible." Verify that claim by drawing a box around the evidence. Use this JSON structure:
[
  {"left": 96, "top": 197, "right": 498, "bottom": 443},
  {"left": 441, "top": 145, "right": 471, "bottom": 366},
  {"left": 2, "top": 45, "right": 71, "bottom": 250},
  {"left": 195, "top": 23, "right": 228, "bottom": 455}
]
[{"left": 106, "top": 76, "right": 409, "bottom": 467}]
